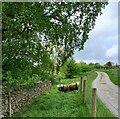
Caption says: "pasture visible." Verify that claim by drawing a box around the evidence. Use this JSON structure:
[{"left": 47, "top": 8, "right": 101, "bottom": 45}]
[
  {"left": 12, "top": 71, "right": 114, "bottom": 117},
  {"left": 12, "top": 77, "right": 90, "bottom": 117}
]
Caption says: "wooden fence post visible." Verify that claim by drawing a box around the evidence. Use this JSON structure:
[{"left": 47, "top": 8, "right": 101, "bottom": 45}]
[
  {"left": 80, "top": 77, "right": 83, "bottom": 93},
  {"left": 83, "top": 79, "right": 86, "bottom": 104},
  {"left": 8, "top": 91, "right": 11, "bottom": 117},
  {"left": 92, "top": 88, "right": 97, "bottom": 118}
]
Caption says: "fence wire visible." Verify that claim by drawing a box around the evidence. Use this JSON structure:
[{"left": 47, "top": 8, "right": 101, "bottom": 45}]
[
  {"left": 82, "top": 74, "right": 115, "bottom": 118},
  {"left": 96, "top": 96, "right": 114, "bottom": 117}
]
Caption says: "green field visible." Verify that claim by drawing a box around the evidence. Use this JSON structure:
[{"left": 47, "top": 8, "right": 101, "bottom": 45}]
[
  {"left": 12, "top": 71, "right": 114, "bottom": 117},
  {"left": 12, "top": 77, "right": 90, "bottom": 117}
]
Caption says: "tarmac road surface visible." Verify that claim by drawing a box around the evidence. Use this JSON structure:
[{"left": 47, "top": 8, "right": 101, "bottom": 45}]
[{"left": 92, "top": 72, "right": 120, "bottom": 118}]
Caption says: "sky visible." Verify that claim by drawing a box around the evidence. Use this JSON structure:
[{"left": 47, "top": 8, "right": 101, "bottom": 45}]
[{"left": 73, "top": 1, "right": 119, "bottom": 65}]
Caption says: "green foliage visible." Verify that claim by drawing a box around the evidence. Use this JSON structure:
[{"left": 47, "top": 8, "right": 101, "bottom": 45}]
[
  {"left": 59, "top": 60, "right": 94, "bottom": 79},
  {"left": 103, "top": 64, "right": 109, "bottom": 69},
  {"left": 3, "top": 72, "right": 41, "bottom": 89},
  {"left": 88, "top": 62, "right": 102, "bottom": 69},
  {"left": 104, "top": 61, "right": 113, "bottom": 69},
  {"left": 88, "top": 62, "right": 96, "bottom": 70},
  {"left": 2, "top": 2, "right": 108, "bottom": 87},
  {"left": 76, "top": 62, "right": 92, "bottom": 76},
  {"left": 94, "top": 63, "right": 101, "bottom": 69},
  {"left": 64, "top": 58, "right": 77, "bottom": 78}
]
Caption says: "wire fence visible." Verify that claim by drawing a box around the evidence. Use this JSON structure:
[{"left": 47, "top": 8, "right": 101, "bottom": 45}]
[
  {"left": 79, "top": 73, "right": 115, "bottom": 118},
  {"left": 96, "top": 96, "right": 114, "bottom": 117}
]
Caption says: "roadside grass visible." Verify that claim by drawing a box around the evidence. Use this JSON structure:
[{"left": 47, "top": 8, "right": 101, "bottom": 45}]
[
  {"left": 12, "top": 77, "right": 90, "bottom": 117},
  {"left": 12, "top": 71, "right": 114, "bottom": 117},
  {"left": 105, "top": 69, "right": 120, "bottom": 87},
  {"left": 97, "top": 68, "right": 120, "bottom": 87},
  {"left": 86, "top": 72, "right": 114, "bottom": 117}
]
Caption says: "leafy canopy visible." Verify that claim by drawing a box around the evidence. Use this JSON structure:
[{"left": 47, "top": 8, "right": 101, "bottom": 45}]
[{"left": 2, "top": 2, "right": 108, "bottom": 84}]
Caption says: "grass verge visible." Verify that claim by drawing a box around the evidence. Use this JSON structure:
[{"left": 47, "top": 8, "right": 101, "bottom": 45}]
[
  {"left": 12, "top": 77, "right": 90, "bottom": 117},
  {"left": 97, "top": 68, "right": 120, "bottom": 87},
  {"left": 12, "top": 71, "right": 115, "bottom": 117},
  {"left": 86, "top": 71, "right": 115, "bottom": 117}
]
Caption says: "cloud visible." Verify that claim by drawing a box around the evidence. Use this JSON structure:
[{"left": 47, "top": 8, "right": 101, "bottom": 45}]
[
  {"left": 89, "top": 2, "right": 118, "bottom": 38},
  {"left": 105, "top": 44, "right": 118, "bottom": 58},
  {"left": 109, "top": 0, "right": 119, "bottom": 2},
  {"left": 73, "top": 2, "right": 118, "bottom": 65}
]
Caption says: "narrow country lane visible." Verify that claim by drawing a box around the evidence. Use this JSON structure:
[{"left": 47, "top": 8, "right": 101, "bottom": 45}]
[{"left": 92, "top": 72, "right": 120, "bottom": 117}]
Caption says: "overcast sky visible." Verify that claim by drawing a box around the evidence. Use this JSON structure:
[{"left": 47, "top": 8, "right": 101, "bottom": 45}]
[{"left": 73, "top": 1, "right": 119, "bottom": 65}]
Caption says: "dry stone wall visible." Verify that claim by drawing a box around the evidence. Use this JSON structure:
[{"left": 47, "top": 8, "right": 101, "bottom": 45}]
[{"left": 1, "top": 81, "right": 51, "bottom": 117}]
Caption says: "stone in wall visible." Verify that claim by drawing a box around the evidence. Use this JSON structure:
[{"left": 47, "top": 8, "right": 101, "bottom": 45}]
[{"left": 1, "top": 80, "right": 51, "bottom": 118}]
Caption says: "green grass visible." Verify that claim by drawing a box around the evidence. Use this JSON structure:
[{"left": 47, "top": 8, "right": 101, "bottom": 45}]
[
  {"left": 105, "top": 69, "right": 120, "bottom": 87},
  {"left": 12, "top": 77, "right": 90, "bottom": 117},
  {"left": 86, "top": 72, "right": 115, "bottom": 117},
  {"left": 97, "top": 68, "right": 120, "bottom": 87},
  {"left": 12, "top": 71, "right": 115, "bottom": 117}
]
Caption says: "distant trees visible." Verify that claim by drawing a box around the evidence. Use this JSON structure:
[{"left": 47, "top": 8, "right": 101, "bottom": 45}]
[
  {"left": 115, "top": 64, "right": 120, "bottom": 68},
  {"left": 106, "top": 61, "right": 112, "bottom": 67},
  {"left": 60, "top": 60, "right": 93, "bottom": 79},
  {"left": 104, "top": 61, "right": 113, "bottom": 69},
  {"left": 94, "top": 63, "right": 101, "bottom": 69},
  {"left": 88, "top": 62, "right": 102, "bottom": 69},
  {"left": 59, "top": 60, "right": 118, "bottom": 80},
  {"left": 76, "top": 62, "right": 92, "bottom": 76},
  {"left": 89, "top": 62, "right": 96, "bottom": 69}
]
